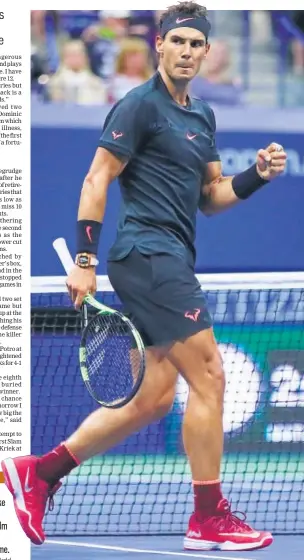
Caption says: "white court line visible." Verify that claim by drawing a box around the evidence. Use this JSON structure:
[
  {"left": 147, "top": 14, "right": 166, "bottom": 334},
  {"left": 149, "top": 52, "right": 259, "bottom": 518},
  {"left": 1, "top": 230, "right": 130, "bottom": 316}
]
[{"left": 45, "top": 539, "right": 257, "bottom": 560}]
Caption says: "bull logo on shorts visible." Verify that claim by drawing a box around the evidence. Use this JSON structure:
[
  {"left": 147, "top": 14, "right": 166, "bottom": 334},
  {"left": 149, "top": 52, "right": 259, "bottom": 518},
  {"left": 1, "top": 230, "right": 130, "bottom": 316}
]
[{"left": 184, "top": 308, "right": 201, "bottom": 322}]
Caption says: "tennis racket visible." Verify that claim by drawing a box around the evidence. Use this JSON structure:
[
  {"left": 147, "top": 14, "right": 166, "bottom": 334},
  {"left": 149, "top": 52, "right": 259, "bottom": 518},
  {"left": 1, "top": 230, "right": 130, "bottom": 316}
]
[{"left": 53, "top": 238, "right": 146, "bottom": 408}]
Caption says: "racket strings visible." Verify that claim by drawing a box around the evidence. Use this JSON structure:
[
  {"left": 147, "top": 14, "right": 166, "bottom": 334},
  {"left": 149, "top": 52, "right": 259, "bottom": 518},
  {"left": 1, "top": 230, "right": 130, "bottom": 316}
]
[{"left": 84, "top": 314, "right": 142, "bottom": 404}]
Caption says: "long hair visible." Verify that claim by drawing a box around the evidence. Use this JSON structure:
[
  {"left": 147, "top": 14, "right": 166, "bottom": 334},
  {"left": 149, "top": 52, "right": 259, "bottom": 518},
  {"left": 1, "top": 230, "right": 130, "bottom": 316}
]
[{"left": 115, "top": 38, "right": 154, "bottom": 80}]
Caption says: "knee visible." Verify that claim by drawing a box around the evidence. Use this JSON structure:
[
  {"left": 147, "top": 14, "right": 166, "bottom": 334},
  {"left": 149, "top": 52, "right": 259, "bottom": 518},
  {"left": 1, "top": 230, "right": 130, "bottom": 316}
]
[
  {"left": 207, "top": 350, "right": 225, "bottom": 393},
  {"left": 205, "top": 351, "right": 225, "bottom": 408},
  {"left": 151, "top": 389, "right": 175, "bottom": 421},
  {"left": 131, "top": 389, "right": 175, "bottom": 424},
  {"left": 192, "top": 349, "right": 225, "bottom": 405}
]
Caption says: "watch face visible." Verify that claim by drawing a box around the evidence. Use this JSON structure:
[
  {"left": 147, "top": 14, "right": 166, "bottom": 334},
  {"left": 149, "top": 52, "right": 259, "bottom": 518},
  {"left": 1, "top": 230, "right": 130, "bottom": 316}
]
[{"left": 78, "top": 255, "right": 89, "bottom": 266}]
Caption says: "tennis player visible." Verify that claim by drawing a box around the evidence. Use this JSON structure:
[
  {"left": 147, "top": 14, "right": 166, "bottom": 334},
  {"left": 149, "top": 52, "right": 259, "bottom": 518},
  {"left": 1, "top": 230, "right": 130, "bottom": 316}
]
[{"left": 2, "top": 2, "right": 287, "bottom": 551}]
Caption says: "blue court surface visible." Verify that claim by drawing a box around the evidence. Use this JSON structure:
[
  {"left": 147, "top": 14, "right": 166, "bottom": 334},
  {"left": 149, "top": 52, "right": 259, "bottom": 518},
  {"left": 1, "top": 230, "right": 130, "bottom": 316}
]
[{"left": 31, "top": 535, "right": 303, "bottom": 559}]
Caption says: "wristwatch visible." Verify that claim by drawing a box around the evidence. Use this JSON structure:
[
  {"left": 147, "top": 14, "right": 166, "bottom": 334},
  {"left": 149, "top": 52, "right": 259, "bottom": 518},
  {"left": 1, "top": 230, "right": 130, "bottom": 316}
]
[{"left": 75, "top": 253, "right": 98, "bottom": 268}]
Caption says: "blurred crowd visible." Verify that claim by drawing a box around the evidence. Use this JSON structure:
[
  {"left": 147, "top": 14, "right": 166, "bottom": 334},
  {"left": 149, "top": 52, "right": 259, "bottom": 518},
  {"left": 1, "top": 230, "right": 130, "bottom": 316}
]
[
  {"left": 291, "top": 11, "right": 304, "bottom": 76},
  {"left": 31, "top": 10, "right": 304, "bottom": 107},
  {"left": 31, "top": 9, "right": 242, "bottom": 106}
]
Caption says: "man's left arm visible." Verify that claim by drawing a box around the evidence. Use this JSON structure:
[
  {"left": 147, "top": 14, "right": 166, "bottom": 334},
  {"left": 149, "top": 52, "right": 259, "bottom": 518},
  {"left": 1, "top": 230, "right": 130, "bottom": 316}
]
[{"left": 199, "top": 143, "right": 287, "bottom": 216}]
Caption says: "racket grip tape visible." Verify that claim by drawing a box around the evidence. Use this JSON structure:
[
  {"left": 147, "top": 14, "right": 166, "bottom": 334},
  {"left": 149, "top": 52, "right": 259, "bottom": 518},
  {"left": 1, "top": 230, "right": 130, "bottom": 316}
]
[{"left": 81, "top": 303, "right": 89, "bottom": 329}]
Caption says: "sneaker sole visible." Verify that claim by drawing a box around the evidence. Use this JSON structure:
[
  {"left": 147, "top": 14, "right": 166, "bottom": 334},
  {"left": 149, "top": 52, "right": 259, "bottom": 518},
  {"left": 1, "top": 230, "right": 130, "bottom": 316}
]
[
  {"left": 184, "top": 534, "right": 273, "bottom": 551},
  {"left": 1, "top": 458, "right": 44, "bottom": 545}
]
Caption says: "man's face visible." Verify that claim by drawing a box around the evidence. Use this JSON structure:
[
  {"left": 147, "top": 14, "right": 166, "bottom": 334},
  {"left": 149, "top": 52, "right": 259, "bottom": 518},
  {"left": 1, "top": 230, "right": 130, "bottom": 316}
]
[{"left": 156, "top": 27, "right": 210, "bottom": 83}]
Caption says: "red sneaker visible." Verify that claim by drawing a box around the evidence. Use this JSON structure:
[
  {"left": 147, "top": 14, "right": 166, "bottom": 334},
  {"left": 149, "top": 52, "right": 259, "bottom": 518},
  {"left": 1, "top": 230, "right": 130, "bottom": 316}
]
[
  {"left": 184, "top": 499, "right": 273, "bottom": 551},
  {"left": 1, "top": 456, "right": 61, "bottom": 545}
]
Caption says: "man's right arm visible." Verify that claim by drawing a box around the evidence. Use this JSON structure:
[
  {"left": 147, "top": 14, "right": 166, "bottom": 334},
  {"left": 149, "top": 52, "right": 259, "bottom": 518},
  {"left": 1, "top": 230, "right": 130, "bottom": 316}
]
[
  {"left": 78, "top": 146, "right": 127, "bottom": 222},
  {"left": 67, "top": 147, "right": 128, "bottom": 309},
  {"left": 67, "top": 92, "right": 148, "bottom": 309}
]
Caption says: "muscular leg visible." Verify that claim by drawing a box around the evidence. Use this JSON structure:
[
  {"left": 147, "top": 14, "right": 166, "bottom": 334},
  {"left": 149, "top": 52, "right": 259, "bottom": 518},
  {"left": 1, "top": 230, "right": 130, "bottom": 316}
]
[
  {"left": 1, "top": 345, "right": 179, "bottom": 547},
  {"left": 172, "top": 328, "right": 273, "bottom": 551},
  {"left": 65, "top": 348, "right": 178, "bottom": 462},
  {"left": 167, "top": 328, "right": 225, "bottom": 481}
]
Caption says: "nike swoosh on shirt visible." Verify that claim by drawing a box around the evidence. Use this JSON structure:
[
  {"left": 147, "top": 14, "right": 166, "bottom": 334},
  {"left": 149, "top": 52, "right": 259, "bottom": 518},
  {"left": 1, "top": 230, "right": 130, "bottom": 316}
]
[
  {"left": 24, "top": 467, "right": 33, "bottom": 493},
  {"left": 176, "top": 17, "right": 195, "bottom": 23},
  {"left": 187, "top": 133, "right": 197, "bottom": 140}
]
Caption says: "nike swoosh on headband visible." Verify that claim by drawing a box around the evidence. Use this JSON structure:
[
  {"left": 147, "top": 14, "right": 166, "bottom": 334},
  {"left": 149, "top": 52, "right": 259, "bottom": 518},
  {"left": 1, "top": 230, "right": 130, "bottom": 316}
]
[{"left": 176, "top": 17, "right": 195, "bottom": 24}]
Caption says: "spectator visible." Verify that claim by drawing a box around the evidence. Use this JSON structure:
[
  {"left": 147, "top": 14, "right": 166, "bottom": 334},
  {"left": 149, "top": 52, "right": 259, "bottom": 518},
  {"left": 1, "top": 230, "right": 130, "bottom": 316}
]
[
  {"left": 31, "top": 10, "right": 69, "bottom": 74},
  {"left": 82, "top": 10, "right": 130, "bottom": 81},
  {"left": 58, "top": 10, "right": 99, "bottom": 39},
  {"left": 31, "top": 11, "right": 49, "bottom": 98},
  {"left": 128, "top": 10, "right": 158, "bottom": 49},
  {"left": 47, "top": 39, "right": 107, "bottom": 105},
  {"left": 291, "top": 11, "right": 304, "bottom": 75},
  {"left": 190, "top": 40, "right": 242, "bottom": 105},
  {"left": 31, "top": 10, "right": 47, "bottom": 49},
  {"left": 199, "top": 40, "right": 239, "bottom": 85},
  {"left": 110, "top": 37, "right": 154, "bottom": 102}
]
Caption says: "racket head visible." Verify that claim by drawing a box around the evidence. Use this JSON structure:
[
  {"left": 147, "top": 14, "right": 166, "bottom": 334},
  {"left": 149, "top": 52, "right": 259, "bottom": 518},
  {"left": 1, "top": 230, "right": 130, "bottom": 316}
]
[{"left": 79, "top": 309, "right": 145, "bottom": 408}]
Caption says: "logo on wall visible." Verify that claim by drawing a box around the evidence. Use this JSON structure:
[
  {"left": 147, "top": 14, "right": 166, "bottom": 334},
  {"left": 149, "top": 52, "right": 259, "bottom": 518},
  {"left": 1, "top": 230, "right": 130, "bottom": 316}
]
[{"left": 220, "top": 149, "right": 304, "bottom": 177}]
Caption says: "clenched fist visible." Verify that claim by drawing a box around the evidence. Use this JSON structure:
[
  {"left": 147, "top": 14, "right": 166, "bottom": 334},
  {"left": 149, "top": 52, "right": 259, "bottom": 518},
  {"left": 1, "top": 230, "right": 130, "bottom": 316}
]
[{"left": 256, "top": 143, "right": 287, "bottom": 181}]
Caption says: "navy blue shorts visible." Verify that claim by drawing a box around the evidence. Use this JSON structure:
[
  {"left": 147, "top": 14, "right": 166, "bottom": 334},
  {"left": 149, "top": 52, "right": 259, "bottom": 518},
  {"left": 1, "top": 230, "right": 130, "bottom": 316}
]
[{"left": 107, "top": 248, "right": 212, "bottom": 347}]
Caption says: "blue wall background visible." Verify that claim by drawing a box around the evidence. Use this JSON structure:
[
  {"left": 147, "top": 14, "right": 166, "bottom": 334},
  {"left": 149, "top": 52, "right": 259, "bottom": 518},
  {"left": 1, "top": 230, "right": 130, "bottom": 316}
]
[{"left": 31, "top": 103, "right": 304, "bottom": 275}]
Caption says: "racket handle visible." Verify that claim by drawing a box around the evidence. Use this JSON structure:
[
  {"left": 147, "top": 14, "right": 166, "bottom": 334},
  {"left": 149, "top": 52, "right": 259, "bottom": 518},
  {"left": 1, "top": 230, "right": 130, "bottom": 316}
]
[
  {"left": 81, "top": 303, "right": 89, "bottom": 329},
  {"left": 53, "top": 238, "right": 75, "bottom": 274}
]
